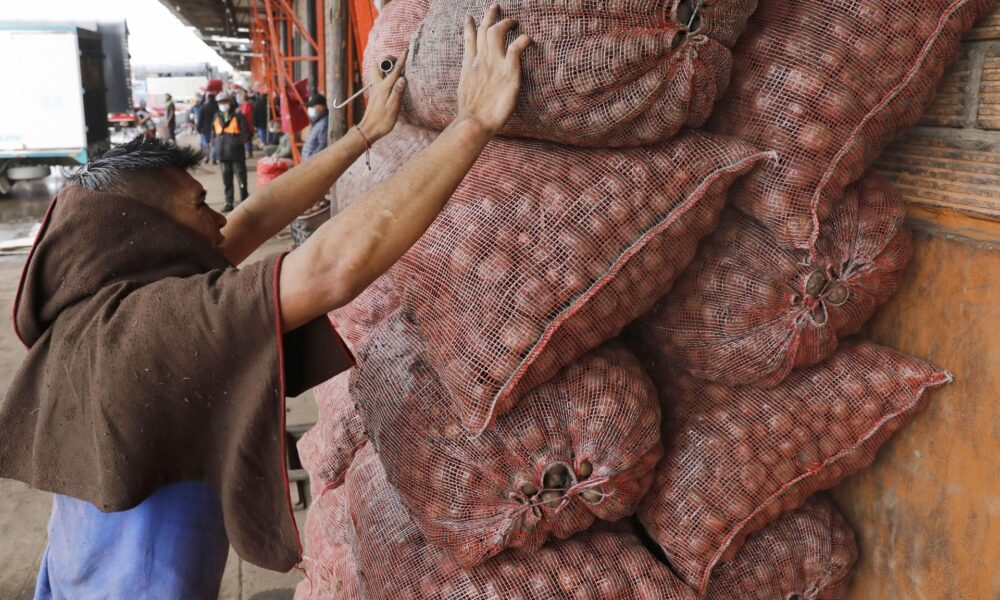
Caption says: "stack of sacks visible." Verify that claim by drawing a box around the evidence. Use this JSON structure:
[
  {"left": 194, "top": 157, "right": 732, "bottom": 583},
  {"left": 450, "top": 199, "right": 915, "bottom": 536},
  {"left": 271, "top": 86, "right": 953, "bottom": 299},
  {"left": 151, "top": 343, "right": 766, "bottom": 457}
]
[
  {"left": 636, "top": 341, "right": 949, "bottom": 594},
  {"left": 622, "top": 0, "right": 992, "bottom": 594},
  {"left": 350, "top": 314, "right": 661, "bottom": 567},
  {"left": 711, "top": 0, "right": 994, "bottom": 248},
  {"left": 332, "top": 122, "right": 767, "bottom": 432},
  {"left": 311, "top": 0, "right": 761, "bottom": 593},
  {"left": 635, "top": 0, "right": 995, "bottom": 383},
  {"left": 299, "top": 0, "right": 997, "bottom": 597},
  {"left": 297, "top": 444, "right": 858, "bottom": 598},
  {"left": 635, "top": 174, "right": 912, "bottom": 387}
]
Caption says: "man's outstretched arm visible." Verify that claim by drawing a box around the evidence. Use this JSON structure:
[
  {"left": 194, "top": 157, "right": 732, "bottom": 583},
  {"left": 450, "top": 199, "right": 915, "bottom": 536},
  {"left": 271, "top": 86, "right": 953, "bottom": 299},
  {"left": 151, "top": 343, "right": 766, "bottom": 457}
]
[
  {"left": 216, "top": 50, "right": 411, "bottom": 267},
  {"left": 277, "top": 5, "right": 531, "bottom": 332}
]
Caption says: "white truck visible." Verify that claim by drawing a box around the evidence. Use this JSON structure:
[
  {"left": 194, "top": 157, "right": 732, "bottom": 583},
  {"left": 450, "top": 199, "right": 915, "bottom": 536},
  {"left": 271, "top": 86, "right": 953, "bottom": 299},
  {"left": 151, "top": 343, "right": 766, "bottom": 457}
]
[{"left": 0, "top": 24, "right": 111, "bottom": 194}]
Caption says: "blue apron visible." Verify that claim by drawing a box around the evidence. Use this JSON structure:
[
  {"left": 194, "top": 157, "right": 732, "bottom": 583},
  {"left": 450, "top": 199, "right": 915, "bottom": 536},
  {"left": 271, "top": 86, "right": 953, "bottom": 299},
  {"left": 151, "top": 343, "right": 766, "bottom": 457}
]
[{"left": 35, "top": 482, "right": 230, "bottom": 600}]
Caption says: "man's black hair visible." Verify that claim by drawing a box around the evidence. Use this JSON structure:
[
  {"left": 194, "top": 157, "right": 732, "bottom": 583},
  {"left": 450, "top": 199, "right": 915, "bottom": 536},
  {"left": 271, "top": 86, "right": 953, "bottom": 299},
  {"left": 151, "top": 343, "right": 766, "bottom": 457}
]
[
  {"left": 308, "top": 94, "right": 327, "bottom": 108},
  {"left": 71, "top": 136, "right": 203, "bottom": 191},
  {"left": 69, "top": 136, "right": 204, "bottom": 208}
]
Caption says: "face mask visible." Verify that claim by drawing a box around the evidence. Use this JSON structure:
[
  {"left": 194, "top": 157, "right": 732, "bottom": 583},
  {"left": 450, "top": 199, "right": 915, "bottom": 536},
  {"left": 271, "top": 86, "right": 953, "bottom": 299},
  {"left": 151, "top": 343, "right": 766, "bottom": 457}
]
[
  {"left": 307, "top": 107, "right": 318, "bottom": 119},
  {"left": 220, "top": 103, "right": 230, "bottom": 113}
]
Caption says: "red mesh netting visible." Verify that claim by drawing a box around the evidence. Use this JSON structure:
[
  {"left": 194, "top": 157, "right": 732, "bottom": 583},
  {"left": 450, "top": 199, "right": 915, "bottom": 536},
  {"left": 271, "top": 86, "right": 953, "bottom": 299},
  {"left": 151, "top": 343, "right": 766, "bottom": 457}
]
[
  {"left": 329, "top": 273, "right": 401, "bottom": 358},
  {"left": 335, "top": 122, "right": 768, "bottom": 433},
  {"left": 384, "top": 0, "right": 737, "bottom": 147},
  {"left": 362, "top": 0, "right": 429, "bottom": 70},
  {"left": 636, "top": 340, "right": 950, "bottom": 594},
  {"left": 349, "top": 314, "right": 661, "bottom": 568},
  {"left": 296, "top": 488, "right": 361, "bottom": 600},
  {"left": 256, "top": 157, "right": 293, "bottom": 189},
  {"left": 704, "top": 495, "right": 858, "bottom": 599},
  {"left": 342, "top": 443, "right": 696, "bottom": 599},
  {"left": 633, "top": 172, "right": 912, "bottom": 388},
  {"left": 708, "top": 0, "right": 995, "bottom": 249},
  {"left": 296, "top": 372, "right": 367, "bottom": 496}
]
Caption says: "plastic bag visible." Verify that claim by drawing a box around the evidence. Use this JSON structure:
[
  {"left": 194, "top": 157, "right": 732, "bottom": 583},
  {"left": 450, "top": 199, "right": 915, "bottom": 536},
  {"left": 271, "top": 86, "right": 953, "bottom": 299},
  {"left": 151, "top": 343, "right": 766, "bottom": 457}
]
[
  {"left": 637, "top": 340, "right": 950, "bottom": 594},
  {"left": 634, "top": 173, "right": 911, "bottom": 388}
]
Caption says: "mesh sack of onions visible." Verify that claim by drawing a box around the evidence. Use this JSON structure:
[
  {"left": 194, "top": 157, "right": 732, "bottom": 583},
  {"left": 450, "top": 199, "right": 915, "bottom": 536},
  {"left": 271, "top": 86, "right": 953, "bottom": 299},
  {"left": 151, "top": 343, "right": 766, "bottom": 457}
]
[
  {"left": 704, "top": 495, "right": 858, "bottom": 600},
  {"left": 633, "top": 172, "right": 911, "bottom": 388},
  {"left": 296, "top": 372, "right": 367, "bottom": 496},
  {"left": 342, "top": 443, "right": 695, "bottom": 599},
  {"left": 329, "top": 273, "right": 401, "bottom": 357},
  {"left": 709, "top": 0, "right": 995, "bottom": 248},
  {"left": 362, "top": 0, "right": 429, "bottom": 71},
  {"left": 374, "top": 0, "right": 737, "bottom": 147},
  {"left": 636, "top": 340, "right": 950, "bottom": 594},
  {"left": 255, "top": 157, "right": 294, "bottom": 189},
  {"left": 295, "top": 487, "right": 361, "bottom": 600},
  {"left": 336, "top": 122, "right": 768, "bottom": 433},
  {"left": 350, "top": 313, "right": 661, "bottom": 568}
]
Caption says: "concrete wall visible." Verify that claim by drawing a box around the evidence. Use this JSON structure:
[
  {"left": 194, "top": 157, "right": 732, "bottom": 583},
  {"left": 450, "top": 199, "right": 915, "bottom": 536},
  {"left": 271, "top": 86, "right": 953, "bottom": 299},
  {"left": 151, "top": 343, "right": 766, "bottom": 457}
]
[{"left": 831, "top": 6, "right": 1000, "bottom": 599}]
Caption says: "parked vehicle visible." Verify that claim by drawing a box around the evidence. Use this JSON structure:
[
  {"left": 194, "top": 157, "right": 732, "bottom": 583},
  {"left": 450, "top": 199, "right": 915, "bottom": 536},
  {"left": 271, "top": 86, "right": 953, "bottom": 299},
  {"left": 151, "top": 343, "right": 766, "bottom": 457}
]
[{"left": 0, "top": 24, "right": 111, "bottom": 194}]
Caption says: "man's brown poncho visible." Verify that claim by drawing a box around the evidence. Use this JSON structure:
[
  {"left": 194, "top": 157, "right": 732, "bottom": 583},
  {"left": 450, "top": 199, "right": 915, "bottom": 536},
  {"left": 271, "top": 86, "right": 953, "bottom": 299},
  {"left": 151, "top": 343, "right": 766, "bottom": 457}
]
[{"left": 0, "top": 186, "right": 353, "bottom": 571}]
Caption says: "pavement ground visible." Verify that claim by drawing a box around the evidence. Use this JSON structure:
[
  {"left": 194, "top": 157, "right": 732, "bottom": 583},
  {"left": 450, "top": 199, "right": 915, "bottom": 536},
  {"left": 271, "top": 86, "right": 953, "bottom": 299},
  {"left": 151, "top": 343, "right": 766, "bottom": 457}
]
[{"left": 0, "top": 135, "right": 313, "bottom": 599}]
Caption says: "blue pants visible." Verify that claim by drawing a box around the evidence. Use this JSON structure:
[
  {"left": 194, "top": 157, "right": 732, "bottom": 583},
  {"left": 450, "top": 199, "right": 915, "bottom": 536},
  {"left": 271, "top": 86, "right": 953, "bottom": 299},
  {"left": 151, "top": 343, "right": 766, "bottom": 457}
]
[
  {"left": 35, "top": 482, "right": 230, "bottom": 600},
  {"left": 199, "top": 131, "right": 218, "bottom": 162},
  {"left": 257, "top": 129, "right": 270, "bottom": 146}
]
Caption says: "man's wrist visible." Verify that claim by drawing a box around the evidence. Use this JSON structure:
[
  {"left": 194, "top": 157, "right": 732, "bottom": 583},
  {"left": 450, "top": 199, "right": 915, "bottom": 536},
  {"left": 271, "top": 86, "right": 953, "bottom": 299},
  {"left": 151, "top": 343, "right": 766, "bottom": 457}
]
[{"left": 449, "top": 116, "right": 493, "bottom": 147}]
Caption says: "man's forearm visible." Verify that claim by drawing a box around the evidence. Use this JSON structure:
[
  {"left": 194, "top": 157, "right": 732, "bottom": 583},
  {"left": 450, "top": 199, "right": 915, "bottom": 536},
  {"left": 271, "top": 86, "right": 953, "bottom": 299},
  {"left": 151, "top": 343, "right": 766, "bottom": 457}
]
[
  {"left": 278, "top": 118, "right": 492, "bottom": 331},
  {"left": 219, "top": 128, "right": 368, "bottom": 265}
]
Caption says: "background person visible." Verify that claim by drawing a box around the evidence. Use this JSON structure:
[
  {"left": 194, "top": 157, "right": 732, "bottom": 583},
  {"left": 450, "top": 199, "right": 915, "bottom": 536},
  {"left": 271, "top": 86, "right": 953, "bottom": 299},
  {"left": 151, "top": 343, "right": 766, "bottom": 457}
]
[
  {"left": 301, "top": 94, "right": 329, "bottom": 160},
  {"left": 263, "top": 119, "right": 292, "bottom": 159},
  {"left": 213, "top": 91, "right": 252, "bottom": 212},
  {"left": 238, "top": 92, "right": 256, "bottom": 158},
  {"left": 164, "top": 93, "right": 176, "bottom": 142},
  {"left": 253, "top": 90, "right": 271, "bottom": 147},
  {"left": 197, "top": 93, "right": 219, "bottom": 164}
]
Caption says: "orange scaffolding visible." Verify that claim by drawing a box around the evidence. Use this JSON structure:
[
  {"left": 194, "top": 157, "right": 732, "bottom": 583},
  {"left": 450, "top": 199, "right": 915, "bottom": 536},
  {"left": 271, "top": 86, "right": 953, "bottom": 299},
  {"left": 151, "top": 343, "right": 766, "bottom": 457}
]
[
  {"left": 250, "top": 0, "right": 381, "bottom": 155},
  {"left": 249, "top": 0, "right": 327, "bottom": 164}
]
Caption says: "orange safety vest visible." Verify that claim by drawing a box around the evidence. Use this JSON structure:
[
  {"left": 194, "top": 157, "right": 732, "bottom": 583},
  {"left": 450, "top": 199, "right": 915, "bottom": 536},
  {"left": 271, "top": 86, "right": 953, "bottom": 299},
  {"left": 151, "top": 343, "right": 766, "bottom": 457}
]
[{"left": 213, "top": 113, "right": 241, "bottom": 136}]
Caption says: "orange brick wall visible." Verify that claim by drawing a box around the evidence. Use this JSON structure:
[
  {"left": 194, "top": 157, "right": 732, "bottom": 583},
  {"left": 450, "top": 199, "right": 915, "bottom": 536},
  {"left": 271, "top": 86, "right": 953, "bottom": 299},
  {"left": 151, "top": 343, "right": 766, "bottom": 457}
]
[{"left": 832, "top": 6, "right": 1000, "bottom": 599}]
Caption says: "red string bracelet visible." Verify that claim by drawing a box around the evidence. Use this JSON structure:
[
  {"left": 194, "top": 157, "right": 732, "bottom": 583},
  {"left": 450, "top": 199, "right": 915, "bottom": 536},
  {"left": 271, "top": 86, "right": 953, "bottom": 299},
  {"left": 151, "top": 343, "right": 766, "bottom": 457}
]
[{"left": 355, "top": 126, "right": 372, "bottom": 171}]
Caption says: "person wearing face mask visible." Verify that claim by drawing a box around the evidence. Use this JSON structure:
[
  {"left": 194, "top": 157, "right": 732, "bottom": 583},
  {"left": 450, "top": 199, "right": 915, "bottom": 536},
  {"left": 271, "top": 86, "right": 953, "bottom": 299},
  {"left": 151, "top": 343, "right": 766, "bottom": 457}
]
[
  {"left": 263, "top": 119, "right": 292, "bottom": 159},
  {"left": 212, "top": 91, "right": 252, "bottom": 212},
  {"left": 301, "top": 94, "right": 329, "bottom": 160}
]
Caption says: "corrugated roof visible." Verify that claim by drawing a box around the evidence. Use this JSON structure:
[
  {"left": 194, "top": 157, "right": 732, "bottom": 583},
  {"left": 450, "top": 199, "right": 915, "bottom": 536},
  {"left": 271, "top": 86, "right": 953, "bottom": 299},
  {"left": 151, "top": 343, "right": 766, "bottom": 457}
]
[{"left": 158, "top": 0, "right": 252, "bottom": 69}]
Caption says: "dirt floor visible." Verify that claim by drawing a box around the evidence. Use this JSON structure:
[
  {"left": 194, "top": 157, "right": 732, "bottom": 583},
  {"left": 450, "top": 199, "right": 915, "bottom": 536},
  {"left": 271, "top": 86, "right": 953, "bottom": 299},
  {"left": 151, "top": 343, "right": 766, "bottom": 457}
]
[{"left": 0, "top": 135, "right": 316, "bottom": 599}]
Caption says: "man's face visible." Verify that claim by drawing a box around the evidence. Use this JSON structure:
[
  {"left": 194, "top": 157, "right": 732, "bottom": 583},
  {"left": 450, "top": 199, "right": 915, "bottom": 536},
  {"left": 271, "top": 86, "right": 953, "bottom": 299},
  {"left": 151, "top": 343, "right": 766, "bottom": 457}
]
[
  {"left": 308, "top": 104, "right": 326, "bottom": 119},
  {"left": 161, "top": 167, "right": 227, "bottom": 249}
]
